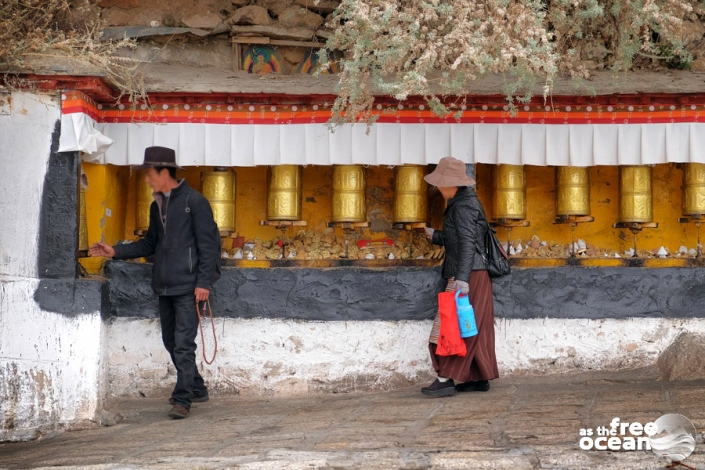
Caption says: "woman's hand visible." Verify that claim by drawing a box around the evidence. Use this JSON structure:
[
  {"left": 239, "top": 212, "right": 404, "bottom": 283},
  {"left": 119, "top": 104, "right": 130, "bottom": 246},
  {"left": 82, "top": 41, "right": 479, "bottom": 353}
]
[
  {"left": 424, "top": 226, "right": 434, "bottom": 241},
  {"left": 455, "top": 280, "right": 469, "bottom": 294}
]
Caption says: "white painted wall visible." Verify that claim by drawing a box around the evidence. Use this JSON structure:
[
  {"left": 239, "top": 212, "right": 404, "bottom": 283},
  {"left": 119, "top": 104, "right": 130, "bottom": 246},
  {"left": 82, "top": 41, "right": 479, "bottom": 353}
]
[
  {"left": 107, "top": 316, "right": 705, "bottom": 398},
  {"left": 0, "top": 92, "right": 105, "bottom": 442},
  {"left": 0, "top": 93, "right": 59, "bottom": 278},
  {"left": 0, "top": 279, "right": 103, "bottom": 441},
  {"left": 107, "top": 319, "right": 435, "bottom": 397}
]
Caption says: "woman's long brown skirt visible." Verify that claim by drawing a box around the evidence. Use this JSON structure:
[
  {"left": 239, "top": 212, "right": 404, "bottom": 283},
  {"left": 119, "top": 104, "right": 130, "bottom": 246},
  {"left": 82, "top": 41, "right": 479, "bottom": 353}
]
[{"left": 428, "top": 270, "right": 499, "bottom": 382}]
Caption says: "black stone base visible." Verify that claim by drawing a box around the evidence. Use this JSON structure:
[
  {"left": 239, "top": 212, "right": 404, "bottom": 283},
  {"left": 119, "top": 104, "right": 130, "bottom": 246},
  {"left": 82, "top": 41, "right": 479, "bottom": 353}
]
[
  {"left": 105, "top": 261, "right": 443, "bottom": 321},
  {"left": 34, "top": 278, "right": 108, "bottom": 318},
  {"left": 104, "top": 261, "right": 705, "bottom": 320}
]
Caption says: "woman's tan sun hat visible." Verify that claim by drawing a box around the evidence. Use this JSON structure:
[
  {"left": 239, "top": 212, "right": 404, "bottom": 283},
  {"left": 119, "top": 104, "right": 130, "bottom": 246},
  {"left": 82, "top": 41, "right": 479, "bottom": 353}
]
[{"left": 424, "top": 157, "right": 476, "bottom": 187}]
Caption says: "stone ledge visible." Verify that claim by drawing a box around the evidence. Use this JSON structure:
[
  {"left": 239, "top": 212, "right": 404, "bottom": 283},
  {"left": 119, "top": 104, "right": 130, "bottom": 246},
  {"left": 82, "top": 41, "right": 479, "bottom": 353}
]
[
  {"left": 33, "top": 278, "right": 108, "bottom": 317},
  {"left": 105, "top": 261, "right": 705, "bottom": 320}
]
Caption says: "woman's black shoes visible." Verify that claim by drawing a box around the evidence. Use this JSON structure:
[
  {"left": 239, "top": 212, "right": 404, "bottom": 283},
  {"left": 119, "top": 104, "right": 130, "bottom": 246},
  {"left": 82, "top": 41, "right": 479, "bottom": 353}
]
[
  {"left": 421, "top": 379, "right": 457, "bottom": 397},
  {"left": 455, "top": 380, "right": 490, "bottom": 392}
]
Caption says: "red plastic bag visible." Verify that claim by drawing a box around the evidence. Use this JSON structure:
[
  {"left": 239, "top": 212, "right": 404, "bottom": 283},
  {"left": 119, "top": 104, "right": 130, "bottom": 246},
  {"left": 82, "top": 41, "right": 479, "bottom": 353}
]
[{"left": 436, "top": 292, "right": 467, "bottom": 357}]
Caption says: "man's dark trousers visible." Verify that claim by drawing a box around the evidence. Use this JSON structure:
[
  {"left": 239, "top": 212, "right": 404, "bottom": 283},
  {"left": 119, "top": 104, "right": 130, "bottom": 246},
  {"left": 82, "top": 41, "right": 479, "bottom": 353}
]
[{"left": 159, "top": 293, "right": 207, "bottom": 408}]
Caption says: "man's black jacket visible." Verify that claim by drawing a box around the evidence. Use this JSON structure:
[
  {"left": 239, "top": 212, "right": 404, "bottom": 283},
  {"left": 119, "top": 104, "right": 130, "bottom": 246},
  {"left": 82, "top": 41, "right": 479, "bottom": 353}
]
[
  {"left": 114, "top": 180, "right": 221, "bottom": 296},
  {"left": 431, "top": 186, "right": 489, "bottom": 282}
]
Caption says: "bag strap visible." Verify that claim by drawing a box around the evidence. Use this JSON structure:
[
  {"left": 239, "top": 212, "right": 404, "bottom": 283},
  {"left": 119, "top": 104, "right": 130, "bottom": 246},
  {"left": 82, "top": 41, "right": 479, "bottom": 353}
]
[{"left": 185, "top": 193, "right": 222, "bottom": 252}]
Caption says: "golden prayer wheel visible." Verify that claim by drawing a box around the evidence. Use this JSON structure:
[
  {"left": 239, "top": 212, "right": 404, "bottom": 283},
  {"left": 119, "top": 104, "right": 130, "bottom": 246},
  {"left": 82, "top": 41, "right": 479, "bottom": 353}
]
[
  {"left": 493, "top": 164, "right": 526, "bottom": 220},
  {"left": 201, "top": 167, "right": 236, "bottom": 234},
  {"left": 332, "top": 165, "right": 366, "bottom": 223},
  {"left": 618, "top": 165, "right": 653, "bottom": 223},
  {"left": 556, "top": 166, "right": 591, "bottom": 216},
  {"left": 682, "top": 163, "right": 705, "bottom": 216},
  {"left": 267, "top": 165, "right": 303, "bottom": 221},
  {"left": 135, "top": 171, "right": 153, "bottom": 235},
  {"left": 393, "top": 165, "right": 427, "bottom": 223},
  {"left": 79, "top": 184, "right": 89, "bottom": 252}
]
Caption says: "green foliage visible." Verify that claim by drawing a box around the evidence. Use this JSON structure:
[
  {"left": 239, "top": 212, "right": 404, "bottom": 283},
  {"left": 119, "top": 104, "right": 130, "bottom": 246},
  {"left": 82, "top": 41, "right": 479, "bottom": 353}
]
[{"left": 321, "top": 0, "right": 695, "bottom": 124}]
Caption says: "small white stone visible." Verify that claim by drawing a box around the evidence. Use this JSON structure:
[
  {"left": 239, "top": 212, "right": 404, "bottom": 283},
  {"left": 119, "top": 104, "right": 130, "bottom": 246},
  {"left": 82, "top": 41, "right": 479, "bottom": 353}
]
[
  {"left": 365, "top": 253, "right": 375, "bottom": 260},
  {"left": 288, "top": 251, "right": 296, "bottom": 259},
  {"left": 577, "top": 239, "right": 587, "bottom": 250},
  {"left": 150, "top": 20, "right": 160, "bottom": 27},
  {"left": 657, "top": 246, "right": 668, "bottom": 258},
  {"left": 625, "top": 248, "right": 635, "bottom": 256},
  {"left": 416, "top": 255, "right": 425, "bottom": 259},
  {"left": 233, "top": 250, "right": 243, "bottom": 259},
  {"left": 246, "top": 252, "right": 254, "bottom": 260},
  {"left": 689, "top": 248, "right": 698, "bottom": 256},
  {"left": 388, "top": 253, "right": 395, "bottom": 259},
  {"left": 679, "top": 245, "right": 688, "bottom": 254},
  {"left": 541, "top": 241, "right": 547, "bottom": 247},
  {"left": 615, "top": 253, "right": 621, "bottom": 258},
  {"left": 509, "top": 246, "right": 516, "bottom": 255},
  {"left": 221, "top": 251, "right": 229, "bottom": 259}
]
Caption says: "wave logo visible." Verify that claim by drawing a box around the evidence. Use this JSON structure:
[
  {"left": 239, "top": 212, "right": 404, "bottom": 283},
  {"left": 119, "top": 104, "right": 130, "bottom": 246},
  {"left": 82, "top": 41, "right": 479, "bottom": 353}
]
[{"left": 649, "top": 414, "right": 697, "bottom": 463}]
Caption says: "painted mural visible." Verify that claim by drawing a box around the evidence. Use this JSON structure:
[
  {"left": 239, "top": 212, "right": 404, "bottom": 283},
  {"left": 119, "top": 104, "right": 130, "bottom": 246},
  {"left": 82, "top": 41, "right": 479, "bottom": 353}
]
[
  {"left": 242, "top": 46, "right": 283, "bottom": 75},
  {"left": 297, "top": 50, "right": 340, "bottom": 75},
  {"left": 242, "top": 45, "right": 340, "bottom": 75}
]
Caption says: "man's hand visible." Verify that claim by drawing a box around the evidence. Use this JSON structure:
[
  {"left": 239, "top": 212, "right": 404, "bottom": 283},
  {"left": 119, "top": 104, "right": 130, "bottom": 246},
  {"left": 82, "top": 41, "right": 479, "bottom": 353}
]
[
  {"left": 89, "top": 242, "right": 115, "bottom": 258},
  {"left": 424, "top": 226, "right": 435, "bottom": 241},
  {"left": 195, "top": 287, "right": 210, "bottom": 302}
]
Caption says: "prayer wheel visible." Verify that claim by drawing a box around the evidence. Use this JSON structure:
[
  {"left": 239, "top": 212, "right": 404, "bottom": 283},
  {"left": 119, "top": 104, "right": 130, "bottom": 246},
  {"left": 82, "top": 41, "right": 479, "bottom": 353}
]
[
  {"left": 556, "top": 166, "right": 591, "bottom": 216},
  {"left": 267, "top": 165, "right": 303, "bottom": 221},
  {"left": 682, "top": 163, "right": 705, "bottom": 216},
  {"left": 393, "top": 165, "right": 427, "bottom": 223},
  {"left": 201, "top": 167, "right": 236, "bottom": 235},
  {"left": 332, "top": 165, "right": 366, "bottom": 223},
  {"left": 493, "top": 164, "right": 526, "bottom": 220},
  {"left": 618, "top": 165, "right": 653, "bottom": 223},
  {"left": 79, "top": 183, "right": 88, "bottom": 252},
  {"left": 135, "top": 171, "right": 152, "bottom": 235}
]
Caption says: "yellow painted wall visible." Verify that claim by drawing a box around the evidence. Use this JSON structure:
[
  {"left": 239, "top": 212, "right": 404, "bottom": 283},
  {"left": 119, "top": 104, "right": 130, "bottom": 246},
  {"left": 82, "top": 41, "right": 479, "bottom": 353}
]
[
  {"left": 79, "top": 163, "right": 129, "bottom": 273},
  {"left": 80, "top": 162, "right": 700, "bottom": 273}
]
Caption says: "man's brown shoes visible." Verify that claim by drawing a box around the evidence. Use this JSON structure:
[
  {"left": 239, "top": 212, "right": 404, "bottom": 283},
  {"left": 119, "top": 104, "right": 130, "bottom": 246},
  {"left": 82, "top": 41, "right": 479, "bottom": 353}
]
[{"left": 168, "top": 404, "right": 189, "bottom": 419}]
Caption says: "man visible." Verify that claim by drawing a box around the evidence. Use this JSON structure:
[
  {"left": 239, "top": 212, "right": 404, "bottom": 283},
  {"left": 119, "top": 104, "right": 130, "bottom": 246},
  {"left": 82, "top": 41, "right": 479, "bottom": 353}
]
[{"left": 89, "top": 146, "right": 221, "bottom": 419}]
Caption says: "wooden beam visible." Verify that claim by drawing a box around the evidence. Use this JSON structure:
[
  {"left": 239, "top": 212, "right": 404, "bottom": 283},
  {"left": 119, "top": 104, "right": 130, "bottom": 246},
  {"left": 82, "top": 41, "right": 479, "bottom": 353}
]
[
  {"left": 232, "top": 37, "right": 326, "bottom": 48},
  {"left": 233, "top": 36, "right": 271, "bottom": 45},
  {"left": 232, "top": 41, "right": 242, "bottom": 72}
]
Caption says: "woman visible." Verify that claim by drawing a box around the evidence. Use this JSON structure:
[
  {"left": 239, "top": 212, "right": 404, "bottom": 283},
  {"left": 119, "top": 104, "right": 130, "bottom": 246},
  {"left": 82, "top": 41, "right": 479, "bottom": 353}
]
[{"left": 421, "top": 157, "right": 499, "bottom": 398}]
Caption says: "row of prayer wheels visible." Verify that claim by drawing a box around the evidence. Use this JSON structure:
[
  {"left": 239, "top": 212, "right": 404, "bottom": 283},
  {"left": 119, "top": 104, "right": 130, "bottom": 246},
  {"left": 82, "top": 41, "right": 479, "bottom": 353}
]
[
  {"left": 267, "top": 164, "right": 428, "bottom": 223},
  {"left": 488, "top": 163, "right": 705, "bottom": 223},
  {"left": 128, "top": 163, "right": 705, "bottom": 235},
  {"left": 133, "top": 165, "right": 430, "bottom": 234},
  {"left": 495, "top": 164, "right": 657, "bottom": 222}
]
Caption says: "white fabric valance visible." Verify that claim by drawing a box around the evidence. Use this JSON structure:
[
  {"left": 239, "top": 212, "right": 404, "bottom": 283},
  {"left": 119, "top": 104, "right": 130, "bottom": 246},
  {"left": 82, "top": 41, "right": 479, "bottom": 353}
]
[
  {"left": 59, "top": 113, "right": 114, "bottom": 158},
  {"left": 60, "top": 113, "right": 705, "bottom": 167}
]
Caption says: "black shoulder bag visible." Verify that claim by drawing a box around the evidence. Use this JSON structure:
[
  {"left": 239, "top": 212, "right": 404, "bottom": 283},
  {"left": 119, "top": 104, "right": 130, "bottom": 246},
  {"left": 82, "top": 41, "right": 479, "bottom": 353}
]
[
  {"left": 469, "top": 192, "right": 510, "bottom": 279},
  {"left": 484, "top": 224, "right": 511, "bottom": 279}
]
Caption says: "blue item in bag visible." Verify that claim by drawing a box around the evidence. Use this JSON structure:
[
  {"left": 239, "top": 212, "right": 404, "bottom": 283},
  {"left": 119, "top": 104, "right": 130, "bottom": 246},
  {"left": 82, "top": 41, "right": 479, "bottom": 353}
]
[{"left": 455, "top": 290, "right": 478, "bottom": 338}]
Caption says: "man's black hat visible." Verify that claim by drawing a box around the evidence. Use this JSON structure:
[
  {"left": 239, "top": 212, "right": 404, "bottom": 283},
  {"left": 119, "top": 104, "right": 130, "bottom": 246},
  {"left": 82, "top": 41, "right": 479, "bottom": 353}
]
[{"left": 135, "top": 146, "right": 180, "bottom": 170}]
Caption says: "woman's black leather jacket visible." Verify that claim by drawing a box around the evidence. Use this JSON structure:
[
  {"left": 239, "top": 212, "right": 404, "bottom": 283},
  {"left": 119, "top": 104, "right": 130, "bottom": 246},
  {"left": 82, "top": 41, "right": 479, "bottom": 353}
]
[{"left": 431, "top": 186, "right": 489, "bottom": 281}]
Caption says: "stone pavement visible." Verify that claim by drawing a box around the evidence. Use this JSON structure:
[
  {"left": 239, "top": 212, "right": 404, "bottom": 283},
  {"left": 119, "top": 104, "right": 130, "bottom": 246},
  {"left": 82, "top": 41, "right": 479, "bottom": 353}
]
[{"left": 1, "top": 367, "right": 704, "bottom": 470}]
